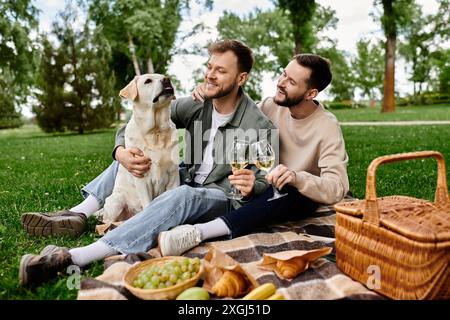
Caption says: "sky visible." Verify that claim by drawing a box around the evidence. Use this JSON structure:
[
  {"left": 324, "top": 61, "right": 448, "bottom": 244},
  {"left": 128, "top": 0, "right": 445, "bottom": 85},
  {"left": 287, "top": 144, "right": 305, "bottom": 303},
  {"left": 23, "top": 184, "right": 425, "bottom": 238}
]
[{"left": 28, "top": 0, "right": 441, "bottom": 117}]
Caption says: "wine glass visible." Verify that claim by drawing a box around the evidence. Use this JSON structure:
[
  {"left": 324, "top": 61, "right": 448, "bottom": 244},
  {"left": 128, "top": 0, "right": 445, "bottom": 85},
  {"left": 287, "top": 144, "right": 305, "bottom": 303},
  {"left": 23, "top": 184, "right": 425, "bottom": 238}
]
[
  {"left": 226, "top": 139, "right": 249, "bottom": 200},
  {"left": 250, "top": 139, "right": 288, "bottom": 201}
]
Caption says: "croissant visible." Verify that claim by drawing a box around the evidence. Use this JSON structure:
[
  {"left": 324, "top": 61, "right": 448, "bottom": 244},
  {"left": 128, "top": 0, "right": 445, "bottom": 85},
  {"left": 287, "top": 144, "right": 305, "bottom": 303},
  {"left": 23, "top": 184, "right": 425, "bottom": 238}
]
[
  {"left": 212, "top": 270, "right": 247, "bottom": 297},
  {"left": 275, "top": 257, "right": 307, "bottom": 279}
]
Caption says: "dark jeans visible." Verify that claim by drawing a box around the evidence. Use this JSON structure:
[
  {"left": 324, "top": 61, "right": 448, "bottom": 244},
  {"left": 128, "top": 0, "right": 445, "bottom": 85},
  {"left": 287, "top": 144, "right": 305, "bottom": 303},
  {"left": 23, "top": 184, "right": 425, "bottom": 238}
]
[{"left": 220, "top": 185, "right": 320, "bottom": 238}]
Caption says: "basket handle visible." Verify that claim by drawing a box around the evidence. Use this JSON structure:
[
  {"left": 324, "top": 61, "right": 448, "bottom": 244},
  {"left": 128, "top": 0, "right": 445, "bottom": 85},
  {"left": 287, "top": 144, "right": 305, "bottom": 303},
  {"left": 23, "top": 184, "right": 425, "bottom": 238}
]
[{"left": 364, "top": 150, "right": 449, "bottom": 226}]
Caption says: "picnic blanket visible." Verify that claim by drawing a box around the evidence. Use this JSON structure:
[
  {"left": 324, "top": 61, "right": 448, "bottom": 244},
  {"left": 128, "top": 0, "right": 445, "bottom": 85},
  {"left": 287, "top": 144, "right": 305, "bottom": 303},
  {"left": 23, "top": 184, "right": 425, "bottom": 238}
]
[{"left": 77, "top": 200, "right": 384, "bottom": 300}]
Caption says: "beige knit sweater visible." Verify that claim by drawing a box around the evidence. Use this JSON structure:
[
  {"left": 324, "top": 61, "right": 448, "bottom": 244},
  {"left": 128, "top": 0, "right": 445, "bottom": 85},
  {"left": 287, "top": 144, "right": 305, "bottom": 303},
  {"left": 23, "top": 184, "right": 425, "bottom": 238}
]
[{"left": 259, "top": 98, "right": 349, "bottom": 205}]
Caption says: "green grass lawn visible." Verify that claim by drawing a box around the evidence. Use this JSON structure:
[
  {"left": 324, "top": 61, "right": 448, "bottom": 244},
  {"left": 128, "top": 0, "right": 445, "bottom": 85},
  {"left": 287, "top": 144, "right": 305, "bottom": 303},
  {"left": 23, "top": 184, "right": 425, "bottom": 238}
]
[
  {"left": 330, "top": 104, "right": 450, "bottom": 122},
  {"left": 0, "top": 122, "right": 449, "bottom": 299}
]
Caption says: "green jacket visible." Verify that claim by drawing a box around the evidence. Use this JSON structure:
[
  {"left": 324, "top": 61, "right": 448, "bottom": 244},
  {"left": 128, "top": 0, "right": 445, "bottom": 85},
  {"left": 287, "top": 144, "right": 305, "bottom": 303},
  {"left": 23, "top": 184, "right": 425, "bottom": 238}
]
[{"left": 114, "top": 91, "right": 278, "bottom": 209}]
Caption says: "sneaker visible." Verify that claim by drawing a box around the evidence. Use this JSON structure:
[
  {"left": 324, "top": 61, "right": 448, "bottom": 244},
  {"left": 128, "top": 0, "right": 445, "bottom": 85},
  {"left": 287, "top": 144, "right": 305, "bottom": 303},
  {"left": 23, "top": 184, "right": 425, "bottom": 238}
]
[
  {"left": 158, "top": 225, "right": 202, "bottom": 256},
  {"left": 19, "top": 246, "right": 73, "bottom": 287},
  {"left": 21, "top": 210, "right": 87, "bottom": 238}
]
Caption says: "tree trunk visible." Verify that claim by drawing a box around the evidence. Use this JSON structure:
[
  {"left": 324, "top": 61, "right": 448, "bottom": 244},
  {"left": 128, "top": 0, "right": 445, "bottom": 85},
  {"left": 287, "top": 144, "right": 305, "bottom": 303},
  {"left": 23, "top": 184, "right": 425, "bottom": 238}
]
[
  {"left": 418, "top": 82, "right": 423, "bottom": 103},
  {"left": 382, "top": 36, "right": 396, "bottom": 113},
  {"left": 69, "top": 33, "right": 84, "bottom": 134},
  {"left": 147, "top": 57, "right": 154, "bottom": 74},
  {"left": 294, "top": 35, "right": 301, "bottom": 55},
  {"left": 128, "top": 34, "right": 141, "bottom": 76},
  {"left": 411, "top": 54, "right": 417, "bottom": 104}
]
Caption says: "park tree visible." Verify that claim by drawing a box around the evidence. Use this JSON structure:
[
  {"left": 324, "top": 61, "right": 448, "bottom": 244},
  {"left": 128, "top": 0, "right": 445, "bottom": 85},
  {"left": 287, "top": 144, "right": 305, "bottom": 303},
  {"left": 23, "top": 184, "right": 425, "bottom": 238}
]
[
  {"left": 431, "top": 49, "right": 450, "bottom": 95},
  {"left": 373, "top": 0, "right": 415, "bottom": 113},
  {"left": 85, "top": 0, "right": 212, "bottom": 91},
  {"left": 318, "top": 46, "right": 355, "bottom": 101},
  {"left": 0, "top": 0, "right": 38, "bottom": 128},
  {"left": 217, "top": 3, "right": 345, "bottom": 100},
  {"left": 397, "top": 2, "right": 435, "bottom": 103},
  {"left": 33, "top": 5, "right": 118, "bottom": 134},
  {"left": 420, "top": 0, "right": 449, "bottom": 96},
  {"left": 33, "top": 36, "right": 66, "bottom": 132},
  {"left": 352, "top": 38, "right": 384, "bottom": 104},
  {"left": 432, "top": 0, "right": 450, "bottom": 95},
  {"left": 276, "top": 0, "right": 317, "bottom": 54}
]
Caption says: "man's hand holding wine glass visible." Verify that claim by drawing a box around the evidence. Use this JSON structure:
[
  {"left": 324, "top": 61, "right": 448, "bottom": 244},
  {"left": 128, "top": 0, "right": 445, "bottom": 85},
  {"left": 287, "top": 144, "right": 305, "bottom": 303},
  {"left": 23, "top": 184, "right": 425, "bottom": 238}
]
[
  {"left": 265, "top": 164, "right": 296, "bottom": 190},
  {"left": 228, "top": 169, "right": 256, "bottom": 198}
]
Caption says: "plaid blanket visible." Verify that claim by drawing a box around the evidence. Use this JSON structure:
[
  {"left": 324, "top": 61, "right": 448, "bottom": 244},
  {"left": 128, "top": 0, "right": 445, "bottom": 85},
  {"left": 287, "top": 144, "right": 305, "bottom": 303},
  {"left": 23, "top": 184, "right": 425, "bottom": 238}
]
[{"left": 77, "top": 201, "right": 383, "bottom": 300}]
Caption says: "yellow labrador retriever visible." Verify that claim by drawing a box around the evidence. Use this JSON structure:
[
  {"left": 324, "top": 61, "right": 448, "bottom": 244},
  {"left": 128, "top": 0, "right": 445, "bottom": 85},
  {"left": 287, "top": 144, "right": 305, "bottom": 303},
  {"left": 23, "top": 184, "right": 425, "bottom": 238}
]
[{"left": 99, "top": 74, "right": 180, "bottom": 223}]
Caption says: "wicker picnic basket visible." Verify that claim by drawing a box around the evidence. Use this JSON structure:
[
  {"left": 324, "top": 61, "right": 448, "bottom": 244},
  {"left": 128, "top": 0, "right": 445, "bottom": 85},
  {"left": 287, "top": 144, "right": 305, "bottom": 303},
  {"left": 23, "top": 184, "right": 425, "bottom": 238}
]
[{"left": 334, "top": 151, "right": 450, "bottom": 300}]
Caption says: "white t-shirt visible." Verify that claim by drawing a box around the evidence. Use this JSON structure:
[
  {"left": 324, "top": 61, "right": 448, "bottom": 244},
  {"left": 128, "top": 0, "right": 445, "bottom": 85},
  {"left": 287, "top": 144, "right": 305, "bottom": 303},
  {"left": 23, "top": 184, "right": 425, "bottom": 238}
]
[{"left": 194, "top": 107, "right": 234, "bottom": 184}]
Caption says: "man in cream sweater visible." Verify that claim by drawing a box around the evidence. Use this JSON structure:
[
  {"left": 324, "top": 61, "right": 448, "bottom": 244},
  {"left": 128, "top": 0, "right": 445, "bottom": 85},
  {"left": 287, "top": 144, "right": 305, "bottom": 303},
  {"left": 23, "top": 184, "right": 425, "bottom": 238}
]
[{"left": 158, "top": 53, "right": 349, "bottom": 256}]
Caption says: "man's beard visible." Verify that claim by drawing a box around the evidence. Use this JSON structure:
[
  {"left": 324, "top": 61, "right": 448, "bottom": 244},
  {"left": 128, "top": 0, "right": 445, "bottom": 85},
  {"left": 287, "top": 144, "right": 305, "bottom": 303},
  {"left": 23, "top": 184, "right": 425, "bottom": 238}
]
[
  {"left": 208, "top": 81, "right": 237, "bottom": 99},
  {"left": 274, "top": 87, "right": 305, "bottom": 107}
]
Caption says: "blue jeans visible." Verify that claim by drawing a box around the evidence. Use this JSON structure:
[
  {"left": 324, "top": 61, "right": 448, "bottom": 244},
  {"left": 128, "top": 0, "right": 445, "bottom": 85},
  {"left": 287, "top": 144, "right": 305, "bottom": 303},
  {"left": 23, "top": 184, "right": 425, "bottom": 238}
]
[{"left": 81, "top": 161, "right": 231, "bottom": 254}]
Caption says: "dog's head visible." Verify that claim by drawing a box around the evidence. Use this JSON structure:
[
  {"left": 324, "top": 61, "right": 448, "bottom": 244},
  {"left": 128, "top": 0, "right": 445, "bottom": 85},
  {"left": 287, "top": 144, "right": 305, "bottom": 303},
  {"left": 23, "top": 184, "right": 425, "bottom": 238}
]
[{"left": 119, "top": 74, "right": 175, "bottom": 108}]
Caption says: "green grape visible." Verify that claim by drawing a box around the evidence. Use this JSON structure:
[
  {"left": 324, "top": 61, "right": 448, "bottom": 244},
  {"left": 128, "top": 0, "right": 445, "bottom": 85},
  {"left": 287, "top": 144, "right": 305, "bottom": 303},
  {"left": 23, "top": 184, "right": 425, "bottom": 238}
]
[
  {"left": 173, "top": 266, "right": 182, "bottom": 275},
  {"left": 151, "top": 275, "right": 160, "bottom": 286},
  {"left": 193, "top": 257, "right": 200, "bottom": 265},
  {"left": 191, "top": 271, "right": 197, "bottom": 278},
  {"left": 188, "top": 264, "right": 194, "bottom": 272},
  {"left": 165, "top": 280, "right": 174, "bottom": 287},
  {"left": 176, "top": 279, "right": 183, "bottom": 284},
  {"left": 158, "top": 283, "right": 166, "bottom": 289},
  {"left": 160, "top": 270, "right": 170, "bottom": 282},
  {"left": 169, "top": 274, "right": 178, "bottom": 283},
  {"left": 144, "top": 282, "right": 156, "bottom": 290},
  {"left": 163, "top": 262, "right": 174, "bottom": 270},
  {"left": 182, "top": 258, "right": 190, "bottom": 266},
  {"left": 181, "top": 265, "right": 188, "bottom": 272},
  {"left": 182, "top": 272, "right": 191, "bottom": 280},
  {"left": 172, "top": 260, "right": 180, "bottom": 268},
  {"left": 141, "top": 274, "right": 150, "bottom": 284}
]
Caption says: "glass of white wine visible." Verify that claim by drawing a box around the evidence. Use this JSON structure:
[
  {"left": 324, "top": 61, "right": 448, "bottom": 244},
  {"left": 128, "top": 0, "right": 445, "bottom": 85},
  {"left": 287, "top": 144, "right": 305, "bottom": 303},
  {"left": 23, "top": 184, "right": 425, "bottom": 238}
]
[
  {"left": 251, "top": 139, "right": 288, "bottom": 201},
  {"left": 226, "top": 139, "right": 249, "bottom": 200}
]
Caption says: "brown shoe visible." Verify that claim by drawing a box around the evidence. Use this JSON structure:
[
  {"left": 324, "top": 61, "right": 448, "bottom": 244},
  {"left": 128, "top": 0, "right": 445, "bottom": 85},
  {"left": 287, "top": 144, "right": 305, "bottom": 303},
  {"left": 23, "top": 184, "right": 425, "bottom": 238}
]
[
  {"left": 19, "top": 246, "right": 73, "bottom": 287},
  {"left": 21, "top": 210, "right": 87, "bottom": 238}
]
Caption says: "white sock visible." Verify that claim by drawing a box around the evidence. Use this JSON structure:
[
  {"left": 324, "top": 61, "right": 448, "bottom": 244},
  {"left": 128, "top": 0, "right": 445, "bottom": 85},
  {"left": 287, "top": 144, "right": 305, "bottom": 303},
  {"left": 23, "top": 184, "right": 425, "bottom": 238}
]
[
  {"left": 70, "top": 195, "right": 100, "bottom": 218},
  {"left": 194, "top": 218, "right": 231, "bottom": 241},
  {"left": 69, "top": 240, "right": 118, "bottom": 267}
]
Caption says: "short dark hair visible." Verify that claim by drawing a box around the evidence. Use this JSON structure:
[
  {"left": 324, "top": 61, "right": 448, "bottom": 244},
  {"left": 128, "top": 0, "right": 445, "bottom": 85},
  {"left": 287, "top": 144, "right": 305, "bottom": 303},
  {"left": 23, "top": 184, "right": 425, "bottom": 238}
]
[
  {"left": 208, "top": 39, "right": 254, "bottom": 74},
  {"left": 293, "top": 54, "right": 332, "bottom": 92}
]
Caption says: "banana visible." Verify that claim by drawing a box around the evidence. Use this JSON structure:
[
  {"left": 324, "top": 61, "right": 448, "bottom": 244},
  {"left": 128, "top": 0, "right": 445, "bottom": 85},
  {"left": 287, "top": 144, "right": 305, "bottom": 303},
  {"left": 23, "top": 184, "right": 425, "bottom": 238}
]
[
  {"left": 242, "top": 282, "right": 276, "bottom": 300},
  {"left": 266, "top": 293, "right": 285, "bottom": 300}
]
